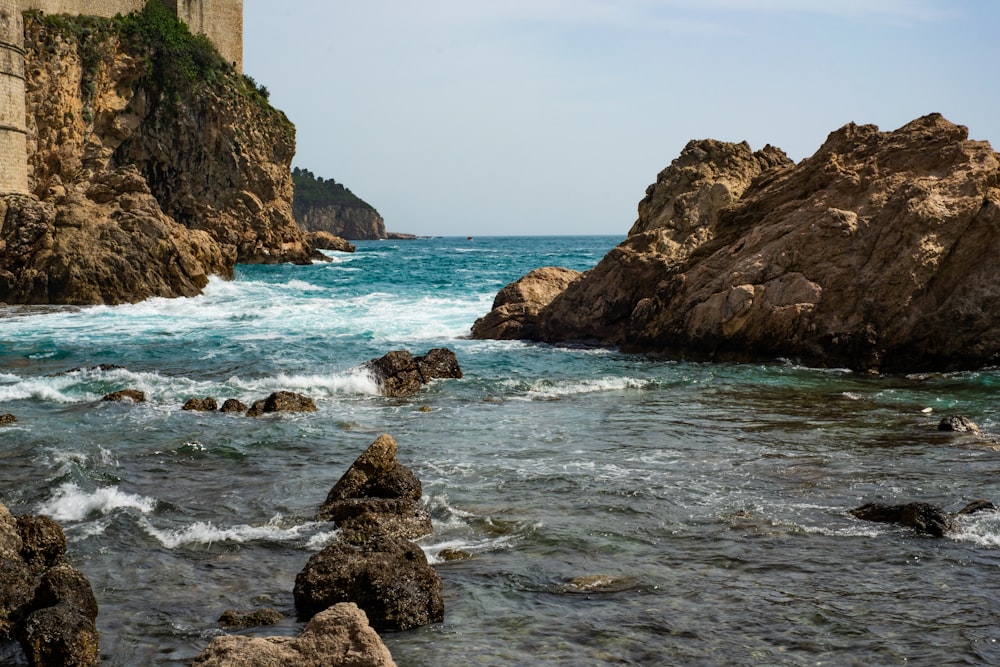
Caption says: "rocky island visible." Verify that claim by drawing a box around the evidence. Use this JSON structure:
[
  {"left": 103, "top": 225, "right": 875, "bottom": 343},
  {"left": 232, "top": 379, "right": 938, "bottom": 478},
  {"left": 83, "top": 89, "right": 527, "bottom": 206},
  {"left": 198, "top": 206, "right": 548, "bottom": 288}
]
[{"left": 474, "top": 113, "right": 1000, "bottom": 373}]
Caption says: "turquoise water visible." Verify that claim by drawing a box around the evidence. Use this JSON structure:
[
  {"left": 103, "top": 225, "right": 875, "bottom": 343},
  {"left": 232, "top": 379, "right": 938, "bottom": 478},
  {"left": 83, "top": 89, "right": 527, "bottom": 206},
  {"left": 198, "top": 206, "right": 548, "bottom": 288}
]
[{"left": 3, "top": 236, "right": 1000, "bottom": 665}]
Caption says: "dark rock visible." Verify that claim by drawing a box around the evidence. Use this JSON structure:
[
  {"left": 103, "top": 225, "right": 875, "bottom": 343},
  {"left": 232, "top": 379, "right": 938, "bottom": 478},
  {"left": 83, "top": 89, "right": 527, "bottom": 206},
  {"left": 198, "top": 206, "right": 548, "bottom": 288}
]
[
  {"left": 101, "top": 389, "right": 145, "bottom": 403},
  {"left": 321, "top": 499, "right": 433, "bottom": 543},
  {"left": 938, "top": 415, "right": 981, "bottom": 433},
  {"left": 293, "top": 534, "right": 444, "bottom": 631},
  {"left": 16, "top": 515, "right": 66, "bottom": 573},
  {"left": 0, "top": 414, "right": 15, "bottom": 426},
  {"left": 182, "top": 397, "right": 219, "bottom": 412},
  {"left": 0, "top": 558, "right": 34, "bottom": 638},
  {"left": 364, "top": 348, "right": 462, "bottom": 397},
  {"left": 322, "top": 435, "right": 417, "bottom": 504},
  {"left": 956, "top": 499, "right": 998, "bottom": 515},
  {"left": 194, "top": 603, "right": 397, "bottom": 667},
  {"left": 18, "top": 564, "right": 99, "bottom": 667},
  {"left": 217, "top": 608, "right": 283, "bottom": 630},
  {"left": 850, "top": 502, "right": 953, "bottom": 537},
  {"left": 246, "top": 391, "right": 316, "bottom": 417},
  {"left": 219, "top": 399, "right": 248, "bottom": 414}
]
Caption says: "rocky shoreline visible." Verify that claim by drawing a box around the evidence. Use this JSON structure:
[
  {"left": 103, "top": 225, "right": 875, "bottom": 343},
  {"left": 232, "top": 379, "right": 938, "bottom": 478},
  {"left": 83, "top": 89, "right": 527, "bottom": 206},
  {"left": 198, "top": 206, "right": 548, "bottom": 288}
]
[{"left": 474, "top": 114, "right": 1000, "bottom": 373}]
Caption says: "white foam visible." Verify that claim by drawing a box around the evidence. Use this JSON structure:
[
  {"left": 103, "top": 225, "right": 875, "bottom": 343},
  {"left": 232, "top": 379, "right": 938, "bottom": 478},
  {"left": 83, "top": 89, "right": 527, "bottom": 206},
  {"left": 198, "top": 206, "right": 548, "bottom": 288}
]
[
  {"left": 506, "top": 376, "right": 652, "bottom": 399},
  {"left": 37, "top": 483, "right": 156, "bottom": 522},
  {"left": 951, "top": 512, "right": 1000, "bottom": 547},
  {"left": 141, "top": 515, "right": 326, "bottom": 549}
]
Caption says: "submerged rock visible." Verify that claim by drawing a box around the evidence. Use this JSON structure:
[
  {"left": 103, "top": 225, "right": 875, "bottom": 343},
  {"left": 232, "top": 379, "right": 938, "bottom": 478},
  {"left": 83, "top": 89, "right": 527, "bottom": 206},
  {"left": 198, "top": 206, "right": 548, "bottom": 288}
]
[
  {"left": 293, "top": 535, "right": 444, "bottom": 632},
  {"left": 219, "top": 399, "right": 248, "bottom": 414},
  {"left": 479, "top": 114, "right": 1000, "bottom": 372},
  {"left": 365, "top": 348, "right": 463, "bottom": 398},
  {"left": 850, "top": 502, "right": 954, "bottom": 537},
  {"left": 938, "top": 415, "right": 981, "bottom": 433},
  {"left": 195, "top": 603, "right": 396, "bottom": 667},
  {"left": 101, "top": 389, "right": 146, "bottom": 403},
  {"left": 217, "top": 608, "right": 283, "bottom": 630}
]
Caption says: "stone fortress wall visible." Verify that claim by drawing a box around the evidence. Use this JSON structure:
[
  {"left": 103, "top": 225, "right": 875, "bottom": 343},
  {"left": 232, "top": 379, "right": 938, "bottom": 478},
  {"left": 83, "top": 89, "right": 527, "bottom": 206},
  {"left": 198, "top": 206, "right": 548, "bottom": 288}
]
[{"left": 0, "top": 0, "right": 243, "bottom": 194}]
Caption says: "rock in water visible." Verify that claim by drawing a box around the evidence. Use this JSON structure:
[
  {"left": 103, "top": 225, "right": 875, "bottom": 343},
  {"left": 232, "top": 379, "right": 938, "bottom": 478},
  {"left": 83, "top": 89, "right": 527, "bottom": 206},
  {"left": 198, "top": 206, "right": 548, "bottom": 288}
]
[
  {"left": 101, "top": 389, "right": 146, "bottom": 403},
  {"left": 850, "top": 502, "right": 953, "bottom": 537},
  {"left": 938, "top": 415, "right": 980, "bottom": 433},
  {"left": 471, "top": 267, "right": 582, "bottom": 340},
  {"left": 304, "top": 230, "right": 355, "bottom": 253},
  {"left": 293, "top": 535, "right": 444, "bottom": 632},
  {"left": 365, "top": 349, "right": 463, "bottom": 397},
  {"left": 246, "top": 391, "right": 317, "bottom": 417},
  {"left": 194, "top": 603, "right": 397, "bottom": 667},
  {"left": 480, "top": 114, "right": 1000, "bottom": 372}
]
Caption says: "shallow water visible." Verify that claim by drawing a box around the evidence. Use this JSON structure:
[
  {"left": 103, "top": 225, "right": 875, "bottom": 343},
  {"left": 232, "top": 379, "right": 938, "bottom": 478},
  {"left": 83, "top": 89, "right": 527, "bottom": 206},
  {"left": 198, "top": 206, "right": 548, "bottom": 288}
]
[{"left": 2, "top": 236, "right": 1000, "bottom": 665}]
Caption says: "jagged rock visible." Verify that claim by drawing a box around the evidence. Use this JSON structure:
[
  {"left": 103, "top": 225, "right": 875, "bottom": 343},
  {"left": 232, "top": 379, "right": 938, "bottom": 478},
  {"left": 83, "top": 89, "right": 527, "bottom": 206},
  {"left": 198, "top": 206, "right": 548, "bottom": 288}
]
[
  {"left": 938, "top": 415, "right": 980, "bottom": 433},
  {"left": 217, "top": 608, "right": 283, "bottom": 630},
  {"left": 0, "top": 414, "right": 15, "bottom": 426},
  {"left": 304, "top": 230, "right": 355, "bottom": 253},
  {"left": 194, "top": 603, "right": 397, "bottom": 667},
  {"left": 183, "top": 397, "right": 219, "bottom": 412},
  {"left": 316, "top": 434, "right": 431, "bottom": 540},
  {"left": 101, "top": 389, "right": 146, "bottom": 403},
  {"left": 246, "top": 391, "right": 316, "bottom": 417},
  {"left": 1, "top": 13, "right": 311, "bottom": 306},
  {"left": 0, "top": 505, "right": 98, "bottom": 666},
  {"left": 850, "top": 502, "right": 953, "bottom": 537},
  {"left": 471, "top": 267, "right": 581, "bottom": 340},
  {"left": 293, "top": 535, "right": 444, "bottom": 632},
  {"left": 219, "top": 398, "right": 248, "bottom": 413},
  {"left": 485, "top": 114, "right": 1000, "bottom": 372},
  {"left": 365, "top": 349, "right": 462, "bottom": 398}
]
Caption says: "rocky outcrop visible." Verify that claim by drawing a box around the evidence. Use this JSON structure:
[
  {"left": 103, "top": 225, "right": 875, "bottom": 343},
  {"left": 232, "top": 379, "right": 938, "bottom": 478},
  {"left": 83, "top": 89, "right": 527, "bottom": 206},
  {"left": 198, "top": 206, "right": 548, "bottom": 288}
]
[
  {"left": 298, "top": 203, "right": 387, "bottom": 241},
  {"left": 0, "top": 504, "right": 99, "bottom": 667},
  {"left": 246, "top": 391, "right": 317, "bottom": 417},
  {"left": 293, "top": 534, "right": 444, "bottom": 632},
  {"left": 365, "top": 348, "right": 463, "bottom": 397},
  {"left": 471, "top": 267, "right": 581, "bottom": 340},
  {"left": 305, "top": 230, "right": 355, "bottom": 253},
  {"left": 316, "top": 434, "right": 432, "bottom": 541},
  {"left": 1, "top": 10, "right": 310, "bottom": 306},
  {"left": 479, "top": 114, "right": 1000, "bottom": 372},
  {"left": 194, "top": 603, "right": 397, "bottom": 667}
]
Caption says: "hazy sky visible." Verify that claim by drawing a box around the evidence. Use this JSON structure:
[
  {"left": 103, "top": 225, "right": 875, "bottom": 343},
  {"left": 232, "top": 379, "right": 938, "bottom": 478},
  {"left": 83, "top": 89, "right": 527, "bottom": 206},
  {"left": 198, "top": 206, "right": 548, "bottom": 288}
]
[{"left": 243, "top": 1, "right": 999, "bottom": 237}]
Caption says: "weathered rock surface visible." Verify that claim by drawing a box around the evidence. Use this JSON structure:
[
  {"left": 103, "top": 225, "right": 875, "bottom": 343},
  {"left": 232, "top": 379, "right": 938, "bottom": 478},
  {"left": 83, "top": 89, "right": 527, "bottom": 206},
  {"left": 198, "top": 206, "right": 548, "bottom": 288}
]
[
  {"left": 219, "top": 398, "right": 248, "bottom": 414},
  {"left": 194, "top": 603, "right": 397, "bottom": 667},
  {"left": 0, "top": 504, "right": 99, "bottom": 667},
  {"left": 1, "top": 12, "right": 311, "bottom": 306},
  {"left": 316, "top": 434, "right": 431, "bottom": 540},
  {"left": 298, "top": 203, "right": 388, "bottom": 241},
  {"left": 938, "top": 415, "right": 980, "bottom": 433},
  {"left": 217, "top": 608, "right": 283, "bottom": 630},
  {"left": 480, "top": 114, "right": 1000, "bottom": 372},
  {"left": 364, "top": 349, "right": 463, "bottom": 398},
  {"left": 183, "top": 397, "right": 219, "bottom": 412},
  {"left": 305, "top": 230, "right": 356, "bottom": 254},
  {"left": 471, "top": 267, "right": 581, "bottom": 340},
  {"left": 101, "top": 389, "right": 145, "bottom": 403},
  {"left": 246, "top": 391, "right": 317, "bottom": 417},
  {"left": 293, "top": 534, "right": 444, "bottom": 632}
]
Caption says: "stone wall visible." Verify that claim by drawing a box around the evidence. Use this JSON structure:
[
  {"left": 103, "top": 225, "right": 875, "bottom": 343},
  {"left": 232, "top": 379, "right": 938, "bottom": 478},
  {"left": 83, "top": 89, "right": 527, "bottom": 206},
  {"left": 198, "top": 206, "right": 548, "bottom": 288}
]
[{"left": 0, "top": 0, "right": 28, "bottom": 194}]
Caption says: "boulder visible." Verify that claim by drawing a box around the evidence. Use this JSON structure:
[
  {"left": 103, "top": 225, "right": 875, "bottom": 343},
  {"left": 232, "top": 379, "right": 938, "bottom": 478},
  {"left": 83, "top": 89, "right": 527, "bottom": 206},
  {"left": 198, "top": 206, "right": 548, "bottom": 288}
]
[
  {"left": 219, "top": 399, "right": 248, "bottom": 414},
  {"left": 316, "top": 434, "right": 431, "bottom": 540},
  {"left": 938, "top": 415, "right": 980, "bottom": 433},
  {"left": 101, "top": 389, "right": 146, "bottom": 403},
  {"left": 485, "top": 114, "right": 1000, "bottom": 372},
  {"left": 246, "top": 391, "right": 317, "bottom": 417},
  {"left": 0, "top": 414, "right": 15, "bottom": 426},
  {"left": 16, "top": 515, "right": 66, "bottom": 572},
  {"left": 471, "top": 267, "right": 581, "bottom": 340},
  {"left": 217, "top": 608, "right": 283, "bottom": 630},
  {"left": 304, "top": 230, "right": 356, "bottom": 253},
  {"left": 849, "top": 502, "right": 953, "bottom": 537},
  {"left": 194, "top": 603, "right": 397, "bottom": 667},
  {"left": 183, "top": 397, "right": 219, "bottom": 412},
  {"left": 293, "top": 535, "right": 444, "bottom": 632},
  {"left": 365, "top": 349, "right": 462, "bottom": 398}
]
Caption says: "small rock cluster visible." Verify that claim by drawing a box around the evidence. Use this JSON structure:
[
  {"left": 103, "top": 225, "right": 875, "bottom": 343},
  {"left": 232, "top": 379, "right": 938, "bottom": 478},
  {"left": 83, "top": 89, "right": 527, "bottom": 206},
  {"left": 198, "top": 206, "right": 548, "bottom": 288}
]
[
  {"left": 182, "top": 391, "right": 316, "bottom": 417},
  {"left": 0, "top": 504, "right": 99, "bottom": 667}
]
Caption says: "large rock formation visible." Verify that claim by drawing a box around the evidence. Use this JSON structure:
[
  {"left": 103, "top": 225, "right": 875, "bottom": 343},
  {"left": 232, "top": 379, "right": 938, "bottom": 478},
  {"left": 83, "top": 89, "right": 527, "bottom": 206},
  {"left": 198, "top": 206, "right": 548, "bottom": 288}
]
[
  {"left": 476, "top": 114, "right": 1000, "bottom": 372},
  {"left": 193, "top": 603, "right": 397, "bottom": 667},
  {"left": 0, "top": 8, "right": 311, "bottom": 305},
  {"left": 292, "top": 167, "right": 388, "bottom": 240},
  {"left": 471, "top": 266, "right": 581, "bottom": 340}
]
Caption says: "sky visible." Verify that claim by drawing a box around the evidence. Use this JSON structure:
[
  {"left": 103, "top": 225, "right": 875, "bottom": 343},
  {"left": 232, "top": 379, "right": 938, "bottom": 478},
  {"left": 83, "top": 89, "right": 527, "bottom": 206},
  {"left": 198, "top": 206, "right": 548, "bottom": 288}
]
[{"left": 243, "top": 1, "right": 1000, "bottom": 237}]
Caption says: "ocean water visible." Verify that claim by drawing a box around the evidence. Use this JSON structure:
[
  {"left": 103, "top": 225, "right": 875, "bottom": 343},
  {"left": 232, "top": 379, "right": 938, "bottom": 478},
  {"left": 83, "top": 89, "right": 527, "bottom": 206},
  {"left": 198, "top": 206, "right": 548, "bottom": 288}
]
[{"left": 3, "top": 235, "right": 1000, "bottom": 666}]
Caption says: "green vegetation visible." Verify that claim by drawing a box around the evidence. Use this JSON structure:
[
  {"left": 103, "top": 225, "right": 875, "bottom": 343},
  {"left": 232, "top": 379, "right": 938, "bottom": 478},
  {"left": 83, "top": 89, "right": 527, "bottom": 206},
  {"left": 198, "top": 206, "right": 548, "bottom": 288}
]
[{"left": 292, "top": 168, "right": 374, "bottom": 219}]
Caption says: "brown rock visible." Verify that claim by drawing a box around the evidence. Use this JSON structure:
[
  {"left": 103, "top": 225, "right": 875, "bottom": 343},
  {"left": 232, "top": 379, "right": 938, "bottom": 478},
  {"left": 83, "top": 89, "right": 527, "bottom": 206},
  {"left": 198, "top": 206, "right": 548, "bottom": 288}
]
[
  {"left": 938, "top": 415, "right": 980, "bottom": 433},
  {"left": 364, "top": 348, "right": 463, "bottom": 397},
  {"left": 101, "top": 389, "right": 146, "bottom": 403},
  {"left": 471, "top": 266, "right": 582, "bottom": 340},
  {"left": 293, "top": 535, "right": 444, "bottom": 632},
  {"left": 0, "top": 414, "right": 15, "bottom": 426},
  {"left": 304, "top": 230, "right": 355, "bottom": 253},
  {"left": 18, "top": 564, "right": 100, "bottom": 667},
  {"left": 219, "top": 398, "right": 248, "bottom": 413},
  {"left": 246, "top": 391, "right": 316, "bottom": 417},
  {"left": 496, "top": 114, "right": 1000, "bottom": 372},
  {"left": 194, "top": 603, "right": 397, "bottom": 667},
  {"left": 183, "top": 397, "right": 219, "bottom": 412},
  {"left": 16, "top": 515, "right": 66, "bottom": 572}
]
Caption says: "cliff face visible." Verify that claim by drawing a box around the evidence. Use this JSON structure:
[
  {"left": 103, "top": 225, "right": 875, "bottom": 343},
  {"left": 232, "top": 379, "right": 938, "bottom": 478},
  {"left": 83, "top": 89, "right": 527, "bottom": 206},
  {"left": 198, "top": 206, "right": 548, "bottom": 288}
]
[
  {"left": 476, "top": 114, "right": 1000, "bottom": 373},
  {"left": 297, "top": 204, "right": 387, "bottom": 241},
  {"left": 0, "top": 9, "right": 310, "bottom": 305}
]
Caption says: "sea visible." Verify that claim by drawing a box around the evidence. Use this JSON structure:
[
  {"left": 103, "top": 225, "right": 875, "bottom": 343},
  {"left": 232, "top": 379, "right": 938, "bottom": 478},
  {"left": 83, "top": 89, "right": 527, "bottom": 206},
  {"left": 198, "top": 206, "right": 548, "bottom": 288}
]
[{"left": 3, "top": 235, "right": 1000, "bottom": 666}]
